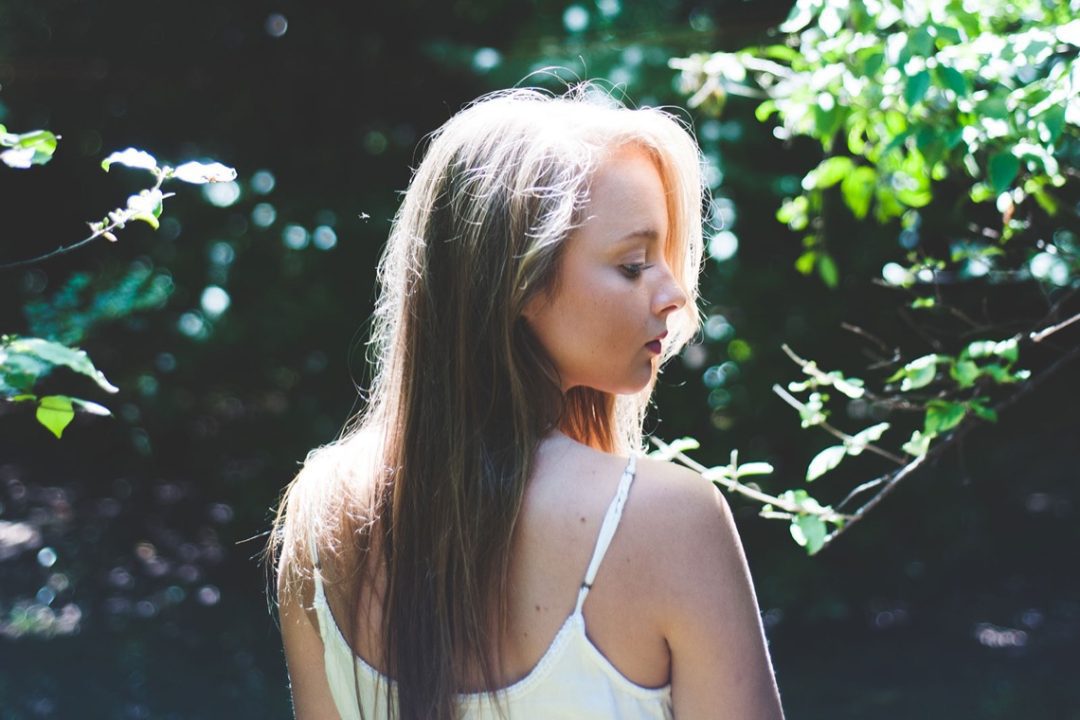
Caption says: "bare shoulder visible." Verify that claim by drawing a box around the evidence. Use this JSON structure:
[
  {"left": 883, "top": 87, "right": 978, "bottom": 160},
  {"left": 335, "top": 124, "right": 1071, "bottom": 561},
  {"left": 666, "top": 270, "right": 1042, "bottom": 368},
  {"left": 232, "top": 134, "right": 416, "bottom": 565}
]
[
  {"left": 628, "top": 457, "right": 784, "bottom": 718},
  {"left": 625, "top": 455, "right": 734, "bottom": 558}
]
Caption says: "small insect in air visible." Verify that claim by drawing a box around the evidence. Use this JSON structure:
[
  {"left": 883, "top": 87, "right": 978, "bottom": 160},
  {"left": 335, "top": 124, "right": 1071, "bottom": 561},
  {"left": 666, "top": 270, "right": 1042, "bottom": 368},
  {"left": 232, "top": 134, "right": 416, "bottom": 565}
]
[{"left": 358, "top": 212, "right": 370, "bottom": 221}]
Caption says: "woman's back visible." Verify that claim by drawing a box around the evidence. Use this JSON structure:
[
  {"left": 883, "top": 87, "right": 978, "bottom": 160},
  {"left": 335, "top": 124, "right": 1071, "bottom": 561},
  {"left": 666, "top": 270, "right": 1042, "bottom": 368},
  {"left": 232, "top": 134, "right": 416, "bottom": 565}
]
[
  {"left": 326, "top": 432, "right": 672, "bottom": 690},
  {"left": 288, "top": 430, "right": 782, "bottom": 718}
]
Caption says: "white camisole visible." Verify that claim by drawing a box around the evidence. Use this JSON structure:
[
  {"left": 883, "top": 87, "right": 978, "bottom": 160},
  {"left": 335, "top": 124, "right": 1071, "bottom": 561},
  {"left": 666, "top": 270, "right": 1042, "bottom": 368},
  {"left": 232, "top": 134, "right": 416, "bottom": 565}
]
[{"left": 310, "top": 455, "right": 674, "bottom": 718}]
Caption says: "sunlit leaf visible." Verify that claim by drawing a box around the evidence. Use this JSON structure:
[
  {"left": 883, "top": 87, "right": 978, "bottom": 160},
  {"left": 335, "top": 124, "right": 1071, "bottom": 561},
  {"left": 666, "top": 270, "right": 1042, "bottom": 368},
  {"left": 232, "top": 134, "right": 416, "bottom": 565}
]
[
  {"left": 902, "top": 429, "right": 931, "bottom": 457},
  {"left": 735, "top": 462, "right": 774, "bottom": 477},
  {"left": 888, "top": 354, "right": 940, "bottom": 391},
  {"left": 102, "top": 148, "right": 158, "bottom": 172},
  {"left": 817, "top": 253, "right": 839, "bottom": 288},
  {"left": 807, "top": 445, "right": 846, "bottom": 481},
  {"left": 924, "top": 400, "right": 966, "bottom": 435},
  {"left": 1, "top": 146, "right": 35, "bottom": 169},
  {"left": 1, "top": 130, "right": 59, "bottom": 167},
  {"left": 172, "top": 161, "right": 237, "bottom": 184},
  {"left": 840, "top": 165, "right": 876, "bottom": 219},
  {"left": 648, "top": 436, "right": 700, "bottom": 461},
  {"left": 36, "top": 395, "right": 75, "bottom": 439},
  {"left": 803, "top": 156, "right": 854, "bottom": 191},
  {"left": 951, "top": 359, "right": 980, "bottom": 388},
  {"left": 790, "top": 514, "right": 827, "bottom": 554},
  {"left": 6, "top": 337, "right": 118, "bottom": 393},
  {"left": 846, "top": 422, "right": 890, "bottom": 456},
  {"left": 71, "top": 397, "right": 111, "bottom": 416}
]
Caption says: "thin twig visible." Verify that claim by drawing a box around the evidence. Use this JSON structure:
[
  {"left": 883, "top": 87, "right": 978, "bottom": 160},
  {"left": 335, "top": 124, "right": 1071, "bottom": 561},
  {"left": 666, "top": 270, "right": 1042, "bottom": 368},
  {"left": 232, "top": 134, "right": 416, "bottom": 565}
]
[
  {"left": 0, "top": 175, "right": 168, "bottom": 271},
  {"left": 821, "top": 341, "right": 1080, "bottom": 549},
  {"left": 1030, "top": 310, "right": 1080, "bottom": 343},
  {"left": 649, "top": 436, "right": 850, "bottom": 523}
]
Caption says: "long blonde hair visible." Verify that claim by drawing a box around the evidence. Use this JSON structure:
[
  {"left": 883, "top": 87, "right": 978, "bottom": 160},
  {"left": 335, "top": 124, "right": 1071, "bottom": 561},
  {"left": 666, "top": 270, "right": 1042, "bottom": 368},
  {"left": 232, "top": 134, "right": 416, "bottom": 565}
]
[{"left": 268, "top": 84, "right": 706, "bottom": 719}]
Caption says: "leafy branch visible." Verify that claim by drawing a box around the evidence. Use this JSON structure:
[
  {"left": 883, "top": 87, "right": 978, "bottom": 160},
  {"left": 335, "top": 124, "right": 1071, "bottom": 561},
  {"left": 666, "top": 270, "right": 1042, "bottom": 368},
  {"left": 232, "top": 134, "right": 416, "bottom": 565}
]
[
  {"left": 1, "top": 130, "right": 236, "bottom": 437},
  {"left": 665, "top": 0, "right": 1079, "bottom": 555},
  {"left": 0, "top": 147, "right": 237, "bottom": 270}
]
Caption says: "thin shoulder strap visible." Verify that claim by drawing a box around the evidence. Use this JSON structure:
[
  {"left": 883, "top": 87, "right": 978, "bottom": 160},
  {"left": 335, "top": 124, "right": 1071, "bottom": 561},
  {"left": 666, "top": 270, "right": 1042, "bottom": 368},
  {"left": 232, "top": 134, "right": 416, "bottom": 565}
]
[
  {"left": 309, "top": 533, "right": 327, "bottom": 607},
  {"left": 574, "top": 455, "right": 637, "bottom": 615}
]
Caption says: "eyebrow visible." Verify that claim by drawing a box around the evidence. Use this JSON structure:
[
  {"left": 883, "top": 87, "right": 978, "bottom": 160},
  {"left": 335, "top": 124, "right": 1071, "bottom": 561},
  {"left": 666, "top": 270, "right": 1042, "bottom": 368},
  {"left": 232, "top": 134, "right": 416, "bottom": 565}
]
[{"left": 614, "top": 228, "right": 661, "bottom": 245}]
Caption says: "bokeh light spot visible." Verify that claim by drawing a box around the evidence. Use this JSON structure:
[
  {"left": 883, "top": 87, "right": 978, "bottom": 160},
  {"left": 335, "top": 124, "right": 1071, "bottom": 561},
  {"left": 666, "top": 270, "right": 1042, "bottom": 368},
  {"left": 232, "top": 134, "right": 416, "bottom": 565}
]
[
  {"left": 250, "top": 169, "right": 276, "bottom": 194},
  {"left": 265, "top": 13, "right": 288, "bottom": 38},
  {"left": 563, "top": 5, "right": 590, "bottom": 32},
  {"left": 282, "top": 224, "right": 309, "bottom": 250},
  {"left": 202, "top": 181, "right": 241, "bottom": 208},
  {"left": 252, "top": 202, "right": 277, "bottom": 228},
  {"left": 200, "top": 286, "right": 231, "bottom": 318}
]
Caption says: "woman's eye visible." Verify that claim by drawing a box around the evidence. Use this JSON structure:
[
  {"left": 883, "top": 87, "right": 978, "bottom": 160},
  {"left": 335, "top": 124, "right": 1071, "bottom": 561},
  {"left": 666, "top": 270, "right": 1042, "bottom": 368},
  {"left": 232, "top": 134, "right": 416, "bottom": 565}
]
[{"left": 620, "top": 263, "right": 652, "bottom": 279}]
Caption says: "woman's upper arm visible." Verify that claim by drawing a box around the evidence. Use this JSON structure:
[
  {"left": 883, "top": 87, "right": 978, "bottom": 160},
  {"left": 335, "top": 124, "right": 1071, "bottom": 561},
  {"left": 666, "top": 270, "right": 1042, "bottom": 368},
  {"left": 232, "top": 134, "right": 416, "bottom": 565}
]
[
  {"left": 656, "top": 469, "right": 784, "bottom": 719},
  {"left": 278, "top": 572, "right": 342, "bottom": 720}
]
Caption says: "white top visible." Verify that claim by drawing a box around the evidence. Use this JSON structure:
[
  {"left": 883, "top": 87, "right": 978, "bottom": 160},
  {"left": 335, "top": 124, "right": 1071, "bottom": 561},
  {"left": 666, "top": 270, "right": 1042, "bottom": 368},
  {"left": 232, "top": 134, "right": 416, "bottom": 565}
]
[{"left": 310, "top": 455, "right": 674, "bottom": 719}]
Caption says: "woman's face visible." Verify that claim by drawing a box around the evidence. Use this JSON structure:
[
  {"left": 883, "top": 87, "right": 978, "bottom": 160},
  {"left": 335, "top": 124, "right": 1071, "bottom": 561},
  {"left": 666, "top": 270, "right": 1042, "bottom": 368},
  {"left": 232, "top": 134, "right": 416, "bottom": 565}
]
[{"left": 523, "top": 144, "right": 687, "bottom": 395}]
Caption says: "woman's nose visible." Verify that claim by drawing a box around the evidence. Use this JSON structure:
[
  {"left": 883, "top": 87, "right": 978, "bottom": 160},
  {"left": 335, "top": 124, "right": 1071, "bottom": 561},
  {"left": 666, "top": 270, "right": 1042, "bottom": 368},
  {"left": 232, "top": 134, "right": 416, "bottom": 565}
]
[{"left": 652, "top": 266, "right": 687, "bottom": 317}]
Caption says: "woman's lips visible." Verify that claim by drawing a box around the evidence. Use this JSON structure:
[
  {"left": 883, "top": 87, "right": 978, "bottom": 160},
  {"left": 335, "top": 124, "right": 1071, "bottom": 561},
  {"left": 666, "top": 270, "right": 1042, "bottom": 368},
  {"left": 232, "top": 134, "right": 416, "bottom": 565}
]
[{"left": 645, "top": 340, "right": 662, "bottom": 354}]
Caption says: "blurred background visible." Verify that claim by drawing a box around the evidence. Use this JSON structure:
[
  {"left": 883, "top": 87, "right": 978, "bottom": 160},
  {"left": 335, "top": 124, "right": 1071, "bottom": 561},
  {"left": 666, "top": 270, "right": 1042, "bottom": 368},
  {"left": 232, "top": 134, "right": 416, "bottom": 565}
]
[{"left": 1, "top": 1, "right": 1077, "bottom": 718}]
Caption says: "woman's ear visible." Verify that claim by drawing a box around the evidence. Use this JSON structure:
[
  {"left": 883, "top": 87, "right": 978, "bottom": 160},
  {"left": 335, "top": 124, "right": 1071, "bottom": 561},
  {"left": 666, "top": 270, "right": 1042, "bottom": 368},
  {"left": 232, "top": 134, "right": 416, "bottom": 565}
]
[{"left": 520, "top": 290, "right": 544, "bottom": 324}]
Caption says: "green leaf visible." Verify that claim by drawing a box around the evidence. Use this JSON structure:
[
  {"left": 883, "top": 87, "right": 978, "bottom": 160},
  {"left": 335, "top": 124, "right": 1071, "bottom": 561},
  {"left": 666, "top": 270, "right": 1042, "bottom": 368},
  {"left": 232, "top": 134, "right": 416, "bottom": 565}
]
[
  {"left": 902, "top": 429, "right": 932, "bottom": 457},
  {"left": 71, "top": 397, "right": 111, "bottom": 416},
  {"left": 779, "top": 0, "right": 816, "bottom": 33},
  {"left": 803, "top": 156, "right": 854, "bottom": 191},
  {"left": 962, "top": 337, "right": 1018, "bottom": 363},
  {"left": 101, "top": 148, "right": 158, "bottom": 173},
  {"left": 924, "top": 400, "right": 966, "bottom": 435},
  {"left": 846, "top": 422, "right": 891, "bottom": 456},
  {"left": 755, "top": 100, "right": 779, "bottom": 123},
  {"left": 934, "top": 65, "right": 969, "bottom": 97},
  {"left": 951, "top": 359, "right": 980, "bottom": 388},
  {"left": 988, "top": 152, "right": 1020, "bottom": 195},
  {"left": 969, "top": 400, "right": 998, "bottom": 422},
  {"left": 790, "top": 514, "right": 827, "bottom": 554},
  {"left": 906, "top": 26, "right": 934, "bottom": 58},
  {"left": 991, "top": 337, "right": 1019, "bottom": 363},
  {"left": 6, "top": 337, "right": 118, "bottom": 393},
  {"left": 840, "top": 165, "right": 877, "bottom": 219},
  {"left": 36, "top": 395, "right": 75, "bottom": 438},
  {"left": 823, "top": 371, "right": 865, "bottom": 399},
  {"left": 889, "top": 354, "right": 941, "bottom": 391},
  {"left": 795, "top": 250, "right": 817, "bottom": 275},
  {"left": 648, "top": 436, "right": 700, "bottom": 461},
  {"left": 172, "top": 160, "right": 237, "bottom": 184},
  {"left": 735, "top": 462, "right": 774, "bottom": 477},
  {"left": 817, "top": 253, "right": 839, "bottom": 288},
  {"left": 807, "top": 445, "right": 846, "bottom": 482},
  {"left": 904, "top": 70, "right": 931, "bottom": 107}
]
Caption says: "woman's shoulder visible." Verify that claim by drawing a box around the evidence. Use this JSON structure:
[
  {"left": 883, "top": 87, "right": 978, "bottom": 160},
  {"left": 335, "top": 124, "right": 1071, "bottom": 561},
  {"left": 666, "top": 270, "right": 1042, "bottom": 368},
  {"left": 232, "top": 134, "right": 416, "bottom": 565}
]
[
  {"left": 629, "top": 454, "right": 731, "bottom": 537},
  {"left": 620, "top": 454, "right": 742, "bottom": 604}
]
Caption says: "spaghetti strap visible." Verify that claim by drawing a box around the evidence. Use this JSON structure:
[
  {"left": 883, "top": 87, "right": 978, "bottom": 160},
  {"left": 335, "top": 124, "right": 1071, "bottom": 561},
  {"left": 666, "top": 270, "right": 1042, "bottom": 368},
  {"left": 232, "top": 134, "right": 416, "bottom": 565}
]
[
  {"left": 309, "top": 533, "right": 327, "bottom": 607},
  {"left": 574, "top": 455, "right": 637, "bottom": 615}
]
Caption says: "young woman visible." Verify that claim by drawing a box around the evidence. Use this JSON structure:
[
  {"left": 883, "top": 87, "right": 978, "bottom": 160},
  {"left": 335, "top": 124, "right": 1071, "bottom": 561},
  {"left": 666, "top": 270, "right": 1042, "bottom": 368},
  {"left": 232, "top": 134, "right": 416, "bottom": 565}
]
[{"left": 269, "top": 85, "right": 784, "bottom": 720}]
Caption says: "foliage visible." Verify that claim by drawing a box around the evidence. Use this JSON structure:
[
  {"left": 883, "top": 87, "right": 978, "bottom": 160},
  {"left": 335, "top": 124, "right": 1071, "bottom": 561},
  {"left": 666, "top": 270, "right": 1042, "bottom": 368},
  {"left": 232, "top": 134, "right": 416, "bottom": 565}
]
[
  {"left": 0, "top": 132, "right": 235, "bottom": 439},
  {"left": 667, "top": 0, "right": 1080, "bottom": 553}
]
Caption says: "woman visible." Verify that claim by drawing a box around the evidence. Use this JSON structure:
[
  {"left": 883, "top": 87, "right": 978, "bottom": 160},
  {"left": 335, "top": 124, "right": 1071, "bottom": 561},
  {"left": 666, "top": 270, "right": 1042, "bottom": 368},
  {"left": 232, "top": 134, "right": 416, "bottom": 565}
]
[{"left": 269, "top": 85, "right": 784, "bottom": 719}]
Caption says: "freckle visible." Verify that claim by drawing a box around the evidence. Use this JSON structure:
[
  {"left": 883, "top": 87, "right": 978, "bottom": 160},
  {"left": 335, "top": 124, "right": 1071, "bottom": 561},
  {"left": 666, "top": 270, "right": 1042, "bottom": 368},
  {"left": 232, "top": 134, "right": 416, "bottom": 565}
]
[
  {"left": 535, "top": 604, "right": 541, "bottom": 612},
  {"left": 580, "top": 516, "right": 586, "bottom": 523}
]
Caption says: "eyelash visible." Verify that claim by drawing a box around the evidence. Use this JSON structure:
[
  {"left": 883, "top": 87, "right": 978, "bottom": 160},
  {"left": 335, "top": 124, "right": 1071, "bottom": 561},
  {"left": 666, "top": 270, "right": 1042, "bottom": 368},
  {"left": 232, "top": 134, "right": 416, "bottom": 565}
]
[{"left": 620, "top": 263, "right": 653, "bottom": 279}]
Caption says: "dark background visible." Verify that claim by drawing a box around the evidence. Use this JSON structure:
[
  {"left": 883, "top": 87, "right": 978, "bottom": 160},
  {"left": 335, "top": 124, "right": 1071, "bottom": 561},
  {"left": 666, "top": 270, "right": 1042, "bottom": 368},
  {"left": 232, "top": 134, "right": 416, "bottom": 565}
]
[{"left": 1, "top": 1, "right": 1077, "bottom": 718}]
